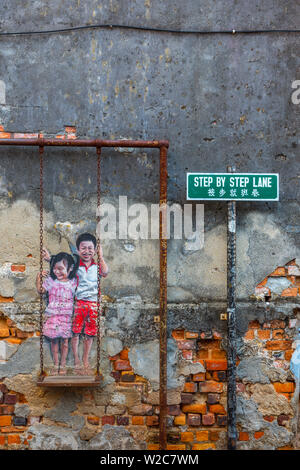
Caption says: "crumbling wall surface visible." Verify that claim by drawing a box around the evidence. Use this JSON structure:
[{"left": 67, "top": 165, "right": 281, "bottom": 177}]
[
  {"left": 0, "top": 298, "right": 298, "bottom": 450},
  {"left": 0, "top": 0, "right": 299, "bottom": 451}
]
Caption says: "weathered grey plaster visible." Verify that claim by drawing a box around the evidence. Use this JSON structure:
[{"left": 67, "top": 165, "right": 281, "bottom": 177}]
[{"left": 0, "top": 0, "right": 299, "bottom": 302}]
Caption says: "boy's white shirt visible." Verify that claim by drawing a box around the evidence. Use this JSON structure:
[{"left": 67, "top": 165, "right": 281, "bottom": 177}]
[{"left": 75, "top": 259, "right": 101, "bottom": 302}]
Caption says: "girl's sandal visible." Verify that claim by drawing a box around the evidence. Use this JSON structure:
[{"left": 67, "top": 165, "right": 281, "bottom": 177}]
[{"left": 50, "top": 365, "right": 59, "bottom": 375}]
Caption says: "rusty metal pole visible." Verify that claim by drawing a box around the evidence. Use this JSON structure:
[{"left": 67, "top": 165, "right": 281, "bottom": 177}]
[
  {"left": 227, "top": 165, "right": 237, "bottom": 450},
  {"left": 159, "top": 145, "right": 168, "bottom": 450}
]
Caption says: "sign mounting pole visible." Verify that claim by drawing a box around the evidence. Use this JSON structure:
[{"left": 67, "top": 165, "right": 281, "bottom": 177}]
[
  {"left": 186, "top": 168, "right": 279, "bottom": 450},
  {"left": 227, "top": 165, "right": 237, "bottom": 450}
]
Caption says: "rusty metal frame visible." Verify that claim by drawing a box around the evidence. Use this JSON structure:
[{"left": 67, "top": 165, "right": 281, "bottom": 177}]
[{"left": 0, "top": 137, "right": 169, "bottom": 450}]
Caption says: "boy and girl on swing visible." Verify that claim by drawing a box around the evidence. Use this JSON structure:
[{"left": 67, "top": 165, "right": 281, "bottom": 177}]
[{"left": 36, "top": 232, "right": 108, "bottom": 375}]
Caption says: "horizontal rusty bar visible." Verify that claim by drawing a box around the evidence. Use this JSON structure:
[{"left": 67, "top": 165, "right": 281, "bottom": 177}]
[{"left": 0, "top": 138, "right": 169, "bottom": 149}]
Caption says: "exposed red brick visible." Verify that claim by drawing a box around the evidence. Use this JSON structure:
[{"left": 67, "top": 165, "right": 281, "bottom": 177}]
[
  {"left": 183, "top": 382, "right": 197, "bottom": 393},
  {"left": 174, "top": 414, "right": 186, "bottom": 426},
  {"left": 254, "top": 431, "right": 264, "bottom": 439},
  {"left": 270, "top": 320, "right": 286, "bottom": 329},
  {"left": 180, "top": 393, "right": 193, "bottom": 405},
  {"left": 196, "top": 430, "right": 209, "bottom": 441},
  {"left": 114, "top": 360, "right": 132, "bottom": 371},
  {"left": 285, "top": 350, "right": 294, "bottom": 361},
  {"left": 119, "top": 349, "right": 129, "bottom": 360},
  {"left": 207, "top": 393, "right": 220, "bottom": 404},
  {"left": 273, "top": 382, "right": 295, "bottom": 393},
  {"left": 187, "top": 414, "right": 201, "bottom": 426},
  {"left": 281, "top": 288, "right": 298, "bottom": 297},
  {"left": 239, "top": 432, "right": 249, "bottom": 441},
  {"left": 265, "top": 340, "right": 292, "bottom": 351},
  {"left": 209, "top": 404, "right": 226, "bottom": 415},
  {"left": 172, "top": 330, "right": 185, "bottom": 340},
  {"left": 248, "top": 320, "right": 260, "bottom": 329},
  {"left": 244, "top": 330, "right": 255, "bottom": 340},
  {"left": 180, "top": 431, "right": 194, "bottom": 442},
  {"left": 199, "top": 381, "right": 223, "bottom": 393},
  {"left": 197, "top": 350, "right": 209, "bottom": 359},
  {"left": 102, "top": 416, "right": 115, "bottom": 425},
  {"left": 0, "top": 416, "right": 12, "bottom": 426},
  {"left": 192, "top": 443, "right": 216, "bottom": 450},
  {"left": 263, "top": 415, "right": 275, "bottom": 422},
  {"left": 87, "top": 416, "right": 99, "bottom": 425},
  {"left": 182, "top": 404, "right": 207, "bottom": 414},
  {"left": 186, "top": 332, "right": 198, "bottom": 339},
  {"left": 11, "top": 264, "right": 26, "bottom": 272},
  {"left": 198, "top": 339, "right": 220, "bottom": 349},
  {"left": 0, "top": 405, "right": 14, "bottom": 415},
  {"left": 272, "top": 329, "right": 285, "bottom": 339},
  {"left": 257, "top": 329, "right": 271, "bottom": 340},
  {"left": 132, "top": 416, "right": 144, "bottom": 425},
  {"left": 7, "top": 434, "right": 21, "bottom": 444},
  {"left": 166, "top": 444, "right": 186, "bottom": 450},
  {"left": 192, "top": 373, "right": 205, "bottom": 382},
  {"left": 209, "top": 431, "right": 220, "bottom": 441},
  {"left": 146, "top": 416, "right": 159, "bottom": 426},
  {"left": 216, "top": 415, "right": 227, "bottom": 426},
  {"left": 211, "top": 350, "right": 227, "bottom": 359},
  {"left": 202, "top": 413, "right": 215, "bottom": 426},
  {"left": 277, "top": 414, "right": 290, "bottom": 426},
  {"left": 177, "top": 340, "right": 196, "bottom": 350},
  {"left": 168, "top": 405, "right": 181, "bottom": 416},
  {"left": 205, "top": 360, "right": 227, "bottom": 371},
  {"left": 117, "top": 416, "right": 129, "bottom": 426}
]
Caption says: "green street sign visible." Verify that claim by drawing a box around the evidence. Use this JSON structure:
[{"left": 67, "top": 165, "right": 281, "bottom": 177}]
[{"left": 187, "top": 173, "right": 279, "bottom": 201}]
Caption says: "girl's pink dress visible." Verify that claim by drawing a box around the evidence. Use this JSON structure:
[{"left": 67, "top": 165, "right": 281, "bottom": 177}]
[{"left": 42, "top": 276, "right": 77, "bottom": 339}]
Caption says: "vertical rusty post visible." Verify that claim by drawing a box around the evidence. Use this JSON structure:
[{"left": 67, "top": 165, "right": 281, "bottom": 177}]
[
  {"left": 227, "top": 165, "right": 237, "bottom": 450},
  {"left": 159, "top": 145, "right": 168, "bottom": 450},
  {"left": 96, "top": 147, "right": 101, "bottom": 377},
  {"left": 39, "top": 144, "right": 44, "bottom": 376}
]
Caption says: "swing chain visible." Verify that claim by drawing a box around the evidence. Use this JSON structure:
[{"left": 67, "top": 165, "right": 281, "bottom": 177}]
[
  {"left": 96, "top": 147, "right": 101, "bottom": 376},
  {"left": 39, "top": 145, "right": 44, "bottom": 375}
]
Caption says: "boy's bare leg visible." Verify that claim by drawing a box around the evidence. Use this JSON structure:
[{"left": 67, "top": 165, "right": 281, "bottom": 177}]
[
  {"left": 71, "top": 335, "right": 81, "bottom": 370},
  {"left": 83, "top": 336, "right": 94, "bottom": 370}
]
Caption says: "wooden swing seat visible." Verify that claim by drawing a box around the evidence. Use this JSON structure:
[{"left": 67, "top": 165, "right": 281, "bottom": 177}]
[{"left": 37, "top": 374, "right": 102, "bottom": 387}]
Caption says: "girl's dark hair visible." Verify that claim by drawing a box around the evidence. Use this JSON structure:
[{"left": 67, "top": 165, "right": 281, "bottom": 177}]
[
  {"left": 76, "top": 232, "right": 96, "bottom": 249},
  {"left": 49, "top": 252, "right": 79, "bottom": 280}
]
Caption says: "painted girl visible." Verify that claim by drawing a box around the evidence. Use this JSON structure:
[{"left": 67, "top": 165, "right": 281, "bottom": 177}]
[{"left": 36, "top": 252, "right": 79, "bottom": 375}]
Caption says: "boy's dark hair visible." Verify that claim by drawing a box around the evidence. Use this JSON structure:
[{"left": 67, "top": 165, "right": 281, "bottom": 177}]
[
  {"left": 76, "top": 232, "right": 97, "bottom": 249},
  {"left": 50, "top": 252, "right": 79, "bottom": 280}
]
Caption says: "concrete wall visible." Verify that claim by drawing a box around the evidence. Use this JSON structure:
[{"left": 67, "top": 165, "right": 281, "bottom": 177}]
[{"left": 0, "top": 0, "right": 299, "bottom": 450}]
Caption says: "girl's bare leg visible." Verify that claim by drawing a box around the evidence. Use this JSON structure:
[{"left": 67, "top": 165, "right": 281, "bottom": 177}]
[
  {"left": 59, "top": 339, "right": 69, "bottom": 374},
  {"left": 51, "top": 340, "right": 59, "bottom": 374}
]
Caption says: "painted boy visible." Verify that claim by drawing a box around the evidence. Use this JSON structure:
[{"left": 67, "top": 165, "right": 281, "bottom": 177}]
[{"left": 43, "top": 232, "right": 108, "bottom": 372}]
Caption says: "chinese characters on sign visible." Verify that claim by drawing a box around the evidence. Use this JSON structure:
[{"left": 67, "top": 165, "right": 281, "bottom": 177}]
[{"left": 187, "top": 173, "right": 279, "bottom": 201}]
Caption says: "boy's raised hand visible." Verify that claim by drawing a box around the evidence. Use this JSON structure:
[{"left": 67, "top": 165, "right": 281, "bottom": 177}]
[
  {"left": 97, "top": 244, "right": 103, "bottom": 260},
  {"left": 42, "top": 247, "right": 51, "bottom": 262}
]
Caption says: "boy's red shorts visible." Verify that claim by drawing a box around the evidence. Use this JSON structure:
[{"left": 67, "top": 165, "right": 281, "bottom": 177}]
[{"left": 72, "top": 299, "right": 101, "bottom": 336}]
